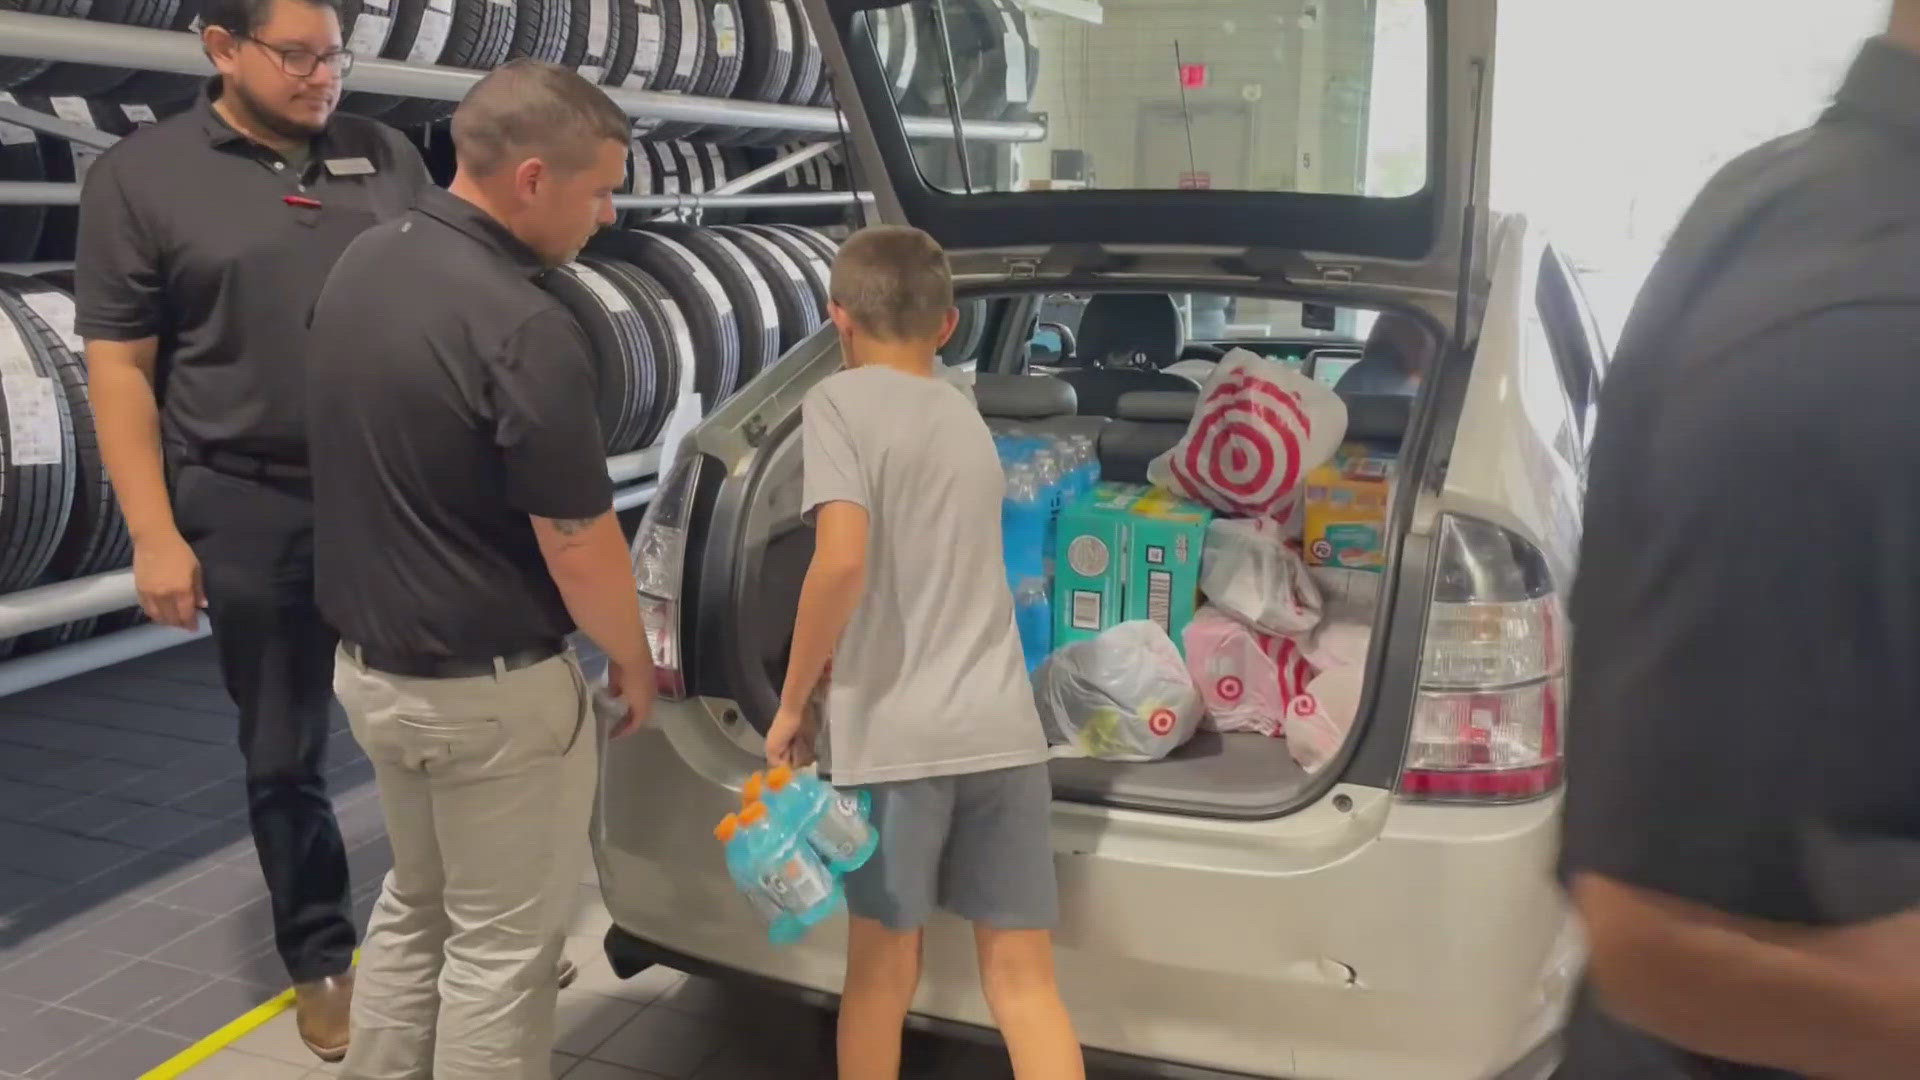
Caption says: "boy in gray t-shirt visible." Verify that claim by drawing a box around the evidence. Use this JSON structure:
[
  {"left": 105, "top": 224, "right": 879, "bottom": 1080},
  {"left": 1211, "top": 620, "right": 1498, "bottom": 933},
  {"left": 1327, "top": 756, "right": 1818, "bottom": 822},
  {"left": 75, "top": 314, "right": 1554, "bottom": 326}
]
[{"left": 766, "top": 226, "right": 1084, "bottom": 1079}]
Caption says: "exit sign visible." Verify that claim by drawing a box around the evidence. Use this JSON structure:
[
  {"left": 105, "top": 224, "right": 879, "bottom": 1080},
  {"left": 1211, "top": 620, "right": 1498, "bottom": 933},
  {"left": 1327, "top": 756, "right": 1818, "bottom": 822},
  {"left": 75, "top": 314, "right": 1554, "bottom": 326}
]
[{"left": 1179, "top": 63, "right": 1207, "bottom": 89}]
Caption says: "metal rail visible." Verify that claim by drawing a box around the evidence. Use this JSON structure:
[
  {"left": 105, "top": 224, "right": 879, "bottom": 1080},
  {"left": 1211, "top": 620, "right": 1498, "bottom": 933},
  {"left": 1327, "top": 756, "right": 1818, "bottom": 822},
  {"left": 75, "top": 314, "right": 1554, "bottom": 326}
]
[
  {"left": 0, "top": 182, "right": 870, "bottom": 209},
  {"left": 0, "top": 11, "right": 1045, "bottom": 142}
]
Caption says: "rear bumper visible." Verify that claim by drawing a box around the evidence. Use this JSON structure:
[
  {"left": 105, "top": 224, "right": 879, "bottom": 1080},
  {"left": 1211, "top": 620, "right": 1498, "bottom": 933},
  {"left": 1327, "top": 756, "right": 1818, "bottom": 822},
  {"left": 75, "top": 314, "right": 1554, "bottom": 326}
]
[{"left": 593, "top": 700, "right": 1579, "bottom": 1080}]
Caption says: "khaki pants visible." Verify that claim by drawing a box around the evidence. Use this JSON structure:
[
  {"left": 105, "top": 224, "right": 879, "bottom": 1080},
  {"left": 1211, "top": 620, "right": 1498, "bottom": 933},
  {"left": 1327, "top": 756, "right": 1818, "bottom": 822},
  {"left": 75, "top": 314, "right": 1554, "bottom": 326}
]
[{"left": 334, "top": 648, "right": 598, "bottom": 1080}]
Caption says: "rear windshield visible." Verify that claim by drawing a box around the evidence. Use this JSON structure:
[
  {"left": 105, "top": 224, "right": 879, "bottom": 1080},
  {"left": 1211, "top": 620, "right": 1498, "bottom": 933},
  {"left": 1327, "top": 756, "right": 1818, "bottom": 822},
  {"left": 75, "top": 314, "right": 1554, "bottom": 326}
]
[{"left": 857, "top": 0, "right": 1431, "bottom": 199}]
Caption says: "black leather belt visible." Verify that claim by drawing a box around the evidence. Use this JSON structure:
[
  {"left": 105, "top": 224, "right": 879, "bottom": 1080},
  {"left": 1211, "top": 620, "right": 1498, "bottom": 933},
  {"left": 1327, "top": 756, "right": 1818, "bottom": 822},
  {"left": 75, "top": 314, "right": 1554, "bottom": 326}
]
[
  {"left": 343, "top": 640, "right": 566, "bottom": 680},
  {"left": 183, "top": 448, "right": 311, "bottom": 482}
]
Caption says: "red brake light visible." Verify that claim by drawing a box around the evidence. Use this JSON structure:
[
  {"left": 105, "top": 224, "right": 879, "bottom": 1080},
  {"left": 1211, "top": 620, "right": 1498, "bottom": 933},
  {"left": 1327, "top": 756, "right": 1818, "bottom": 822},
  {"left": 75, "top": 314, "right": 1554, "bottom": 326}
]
[
  {"left": 631, "top": 454, "right": 702, "bottom": 699},
  {"left": 1399, "top": 515, "right": 1566, "bottom": 803}
]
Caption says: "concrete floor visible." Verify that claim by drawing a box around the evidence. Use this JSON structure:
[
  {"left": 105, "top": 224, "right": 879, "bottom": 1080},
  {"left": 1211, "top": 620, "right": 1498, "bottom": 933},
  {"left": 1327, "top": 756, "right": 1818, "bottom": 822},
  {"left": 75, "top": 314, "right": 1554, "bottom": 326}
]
[{"left": 0, "top": 637, "right": 1113, "bottom": 1080}]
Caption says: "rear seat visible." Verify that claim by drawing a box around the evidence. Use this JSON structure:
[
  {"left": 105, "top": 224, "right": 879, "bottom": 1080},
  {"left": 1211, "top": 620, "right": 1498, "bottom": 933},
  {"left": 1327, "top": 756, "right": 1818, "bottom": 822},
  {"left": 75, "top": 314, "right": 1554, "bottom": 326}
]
[{"left": 975, "top": 373, "right": 1108, "bottom": 440}]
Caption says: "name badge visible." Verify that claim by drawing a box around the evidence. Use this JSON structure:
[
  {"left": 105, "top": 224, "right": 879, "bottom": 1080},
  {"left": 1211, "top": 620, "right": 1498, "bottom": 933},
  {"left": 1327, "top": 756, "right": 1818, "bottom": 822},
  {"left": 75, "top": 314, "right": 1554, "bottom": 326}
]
[{"left": 324, "top": 157, "right": 376, "bottom": 177}]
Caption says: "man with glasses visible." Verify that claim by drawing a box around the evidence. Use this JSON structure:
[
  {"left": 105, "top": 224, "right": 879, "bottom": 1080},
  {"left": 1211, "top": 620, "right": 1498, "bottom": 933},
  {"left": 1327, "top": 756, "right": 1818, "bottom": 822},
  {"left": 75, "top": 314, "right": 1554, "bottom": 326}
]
[{"left": 74, "top": 0, "right": 430, "bottom": 1061}]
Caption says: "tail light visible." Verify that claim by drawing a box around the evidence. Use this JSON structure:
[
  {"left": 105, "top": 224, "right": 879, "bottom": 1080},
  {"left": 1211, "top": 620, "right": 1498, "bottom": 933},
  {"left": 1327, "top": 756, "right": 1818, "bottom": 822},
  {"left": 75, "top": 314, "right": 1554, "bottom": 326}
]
[
  {"left": 631, "top": 453, "right": 703, "bottom": 699},
  {"left": 1399, "top": 514, "right": 1566, "bottom": 803}
]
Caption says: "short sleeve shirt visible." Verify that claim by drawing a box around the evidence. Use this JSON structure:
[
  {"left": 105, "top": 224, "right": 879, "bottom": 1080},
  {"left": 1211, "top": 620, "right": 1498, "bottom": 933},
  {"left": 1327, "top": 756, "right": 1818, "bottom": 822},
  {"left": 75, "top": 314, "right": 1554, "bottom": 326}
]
[
  {"left": 73, "top": 81, "right": 433, "bottom": 463},
  {"left": 1560, "top": 37, "right": 1920, "bottom": 1079},
  {"left": 304, "top": 188, "right": 613, "bottom": 661},
  {"left": 801, "top": 366, "right": 1051, "bottom": 786}
]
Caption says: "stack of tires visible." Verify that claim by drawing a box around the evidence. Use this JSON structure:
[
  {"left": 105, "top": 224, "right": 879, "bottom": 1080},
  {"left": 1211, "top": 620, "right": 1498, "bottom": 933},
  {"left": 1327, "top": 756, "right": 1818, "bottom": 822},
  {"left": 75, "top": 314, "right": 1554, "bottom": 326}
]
[{"left": 0, "top": 271, "right": 140, "bottom": 660}]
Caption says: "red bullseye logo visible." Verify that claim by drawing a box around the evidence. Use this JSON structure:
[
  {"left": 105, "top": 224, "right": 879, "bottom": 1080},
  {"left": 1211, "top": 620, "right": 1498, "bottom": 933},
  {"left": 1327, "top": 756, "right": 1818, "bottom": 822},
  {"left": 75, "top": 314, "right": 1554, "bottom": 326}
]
[
  {"left": 1147, "top": 708, "right": 1177, "bottom": 736},
  {"left": 1167, "top": 372, "right": 1313, "bottom": 519},
  {"left": 1215, "top": 676, "right": 1244, "bottom": 702},
  {"left": 1288, "top": 694, "right": 1319, "bottom": 720}
]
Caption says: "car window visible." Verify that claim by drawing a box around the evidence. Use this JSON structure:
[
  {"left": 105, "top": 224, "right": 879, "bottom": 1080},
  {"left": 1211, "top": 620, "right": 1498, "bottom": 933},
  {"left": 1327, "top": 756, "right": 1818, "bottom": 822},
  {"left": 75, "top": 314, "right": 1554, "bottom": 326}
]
[{"left": 1535, "top": 247, "right": 1602, "bottom": 436}]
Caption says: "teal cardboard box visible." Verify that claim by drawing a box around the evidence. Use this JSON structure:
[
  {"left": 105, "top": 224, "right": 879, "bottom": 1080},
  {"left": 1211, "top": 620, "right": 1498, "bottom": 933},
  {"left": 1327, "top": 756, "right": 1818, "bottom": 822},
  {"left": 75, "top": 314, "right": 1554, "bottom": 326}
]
[{"left": 1053, "top": 483, "right": 1213, "bottom": 653}]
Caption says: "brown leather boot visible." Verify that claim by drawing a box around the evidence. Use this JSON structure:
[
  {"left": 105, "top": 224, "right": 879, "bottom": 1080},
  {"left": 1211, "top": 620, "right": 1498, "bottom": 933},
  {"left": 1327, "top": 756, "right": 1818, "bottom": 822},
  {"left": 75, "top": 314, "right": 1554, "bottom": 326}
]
[{"left": 294, "top": 970, "right": 353, "bottom": 1063}]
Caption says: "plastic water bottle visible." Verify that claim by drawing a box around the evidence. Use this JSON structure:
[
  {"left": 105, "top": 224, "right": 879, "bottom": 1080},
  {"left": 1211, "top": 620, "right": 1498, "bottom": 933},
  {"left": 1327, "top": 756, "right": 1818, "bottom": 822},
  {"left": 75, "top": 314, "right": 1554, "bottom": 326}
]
[
  {"left": 1029, "top": 450, "right": 1066, "bottom": 576},
  {"left": 763, "top": 765, "right": 877, "bottom": 874},
  {"left": 736, "top": 801, "right": 840, "bottom": 944},
  {"left": 1002, "top": 464, "right": 1047, "bottom": 585},
  {"left": 1067, "top": 434, "right": 1101, "bottom": 493},
  {"left": 715, "top": 811, "right": 802, "bottom": 942},
  {"left": 1015, "top": 577, "right": 1053, "bottom": 671}
]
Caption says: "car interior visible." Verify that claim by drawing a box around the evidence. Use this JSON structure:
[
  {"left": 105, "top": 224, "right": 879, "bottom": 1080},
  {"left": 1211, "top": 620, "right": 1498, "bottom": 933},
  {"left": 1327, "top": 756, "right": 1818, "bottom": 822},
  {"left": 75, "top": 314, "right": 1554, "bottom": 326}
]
[{"left": 740, "top": 290, "right": 1432, "bottom": 818}]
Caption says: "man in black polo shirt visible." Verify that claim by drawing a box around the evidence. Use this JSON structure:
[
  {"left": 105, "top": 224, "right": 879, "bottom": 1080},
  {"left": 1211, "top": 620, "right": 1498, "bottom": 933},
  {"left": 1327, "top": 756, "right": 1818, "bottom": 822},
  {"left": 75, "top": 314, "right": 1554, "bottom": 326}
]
[
  {"left": 74, "top": 0, "right": 431, "bottom": 1059},
  {"left": 1562, "top": 6, "right": 1920, "bottom": 1077},
  {"left": 304, "top": 61, "right": 651, "bottom": 1076}
]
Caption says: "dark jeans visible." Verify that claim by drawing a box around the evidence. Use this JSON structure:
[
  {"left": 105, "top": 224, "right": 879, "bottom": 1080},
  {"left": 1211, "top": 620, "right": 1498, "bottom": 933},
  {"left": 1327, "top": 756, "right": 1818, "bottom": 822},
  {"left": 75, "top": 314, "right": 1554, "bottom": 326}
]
[{"left": 173, "top": 462, "right": 355, "bottom": 983}]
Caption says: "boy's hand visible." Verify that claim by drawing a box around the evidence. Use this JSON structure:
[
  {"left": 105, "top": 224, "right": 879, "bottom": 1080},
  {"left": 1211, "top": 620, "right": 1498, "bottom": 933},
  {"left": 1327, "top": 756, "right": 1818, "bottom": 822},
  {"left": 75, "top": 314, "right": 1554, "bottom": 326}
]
[{"left": 765, "top": 704, "right": 817, "bottom": 767}]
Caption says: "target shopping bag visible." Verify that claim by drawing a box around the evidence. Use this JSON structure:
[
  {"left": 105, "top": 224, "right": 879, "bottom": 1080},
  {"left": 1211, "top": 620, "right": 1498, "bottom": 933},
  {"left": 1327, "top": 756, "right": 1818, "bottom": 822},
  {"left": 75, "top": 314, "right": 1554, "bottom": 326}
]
[
  {"left": 1034, "top": 621, "right": 1205, "bottom": 762},
  {"left": 1147, "top": 347, "right": 1348, "bottom": 523},
  {"left": 1183, "top": 606, "right": 1318, "bottom": 738}
]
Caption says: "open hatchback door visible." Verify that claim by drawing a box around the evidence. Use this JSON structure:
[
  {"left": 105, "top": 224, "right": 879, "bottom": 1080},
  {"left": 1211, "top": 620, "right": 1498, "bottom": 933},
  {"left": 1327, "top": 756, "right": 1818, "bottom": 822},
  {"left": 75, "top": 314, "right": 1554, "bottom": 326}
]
[{"left": 799, "top": 0, "right": 1498, "bottom": 297}]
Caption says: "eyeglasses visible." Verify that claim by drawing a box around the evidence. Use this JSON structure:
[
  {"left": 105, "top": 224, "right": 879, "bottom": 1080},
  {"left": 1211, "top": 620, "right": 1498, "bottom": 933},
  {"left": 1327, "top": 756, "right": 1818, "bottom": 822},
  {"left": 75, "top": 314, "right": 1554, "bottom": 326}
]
[{"left": 242, "top": 37, "right": 355, "bottom": 78}]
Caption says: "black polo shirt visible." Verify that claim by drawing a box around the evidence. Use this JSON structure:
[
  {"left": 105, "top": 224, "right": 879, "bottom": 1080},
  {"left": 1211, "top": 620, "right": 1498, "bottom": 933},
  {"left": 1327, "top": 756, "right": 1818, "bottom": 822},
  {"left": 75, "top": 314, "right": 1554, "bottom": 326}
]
[
  {"left": 1561, "top": 37, "right": 1920, "bottom": 1079},
  {"left": 74, "top": 80, "right": 432, "bottom": 465},
  {"left": 304, "top": 187, "right": 614, "bottom": 662}
]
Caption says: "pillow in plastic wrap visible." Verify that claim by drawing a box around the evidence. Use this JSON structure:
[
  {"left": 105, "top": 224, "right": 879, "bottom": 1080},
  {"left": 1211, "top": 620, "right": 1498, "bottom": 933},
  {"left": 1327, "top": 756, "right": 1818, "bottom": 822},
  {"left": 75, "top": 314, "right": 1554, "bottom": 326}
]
[
  {"left": 1034, "top": 621, "right": 1205, "bottom": 761},
  {"left": 1200, "top": 517, "right": 1324, "bottom": 636},
  {"left": 1183, "top": 606, "right": 1317, "bottom": 738},
  {"left": 1146, "top": 347, "right": 1348, "bottom": 524}
]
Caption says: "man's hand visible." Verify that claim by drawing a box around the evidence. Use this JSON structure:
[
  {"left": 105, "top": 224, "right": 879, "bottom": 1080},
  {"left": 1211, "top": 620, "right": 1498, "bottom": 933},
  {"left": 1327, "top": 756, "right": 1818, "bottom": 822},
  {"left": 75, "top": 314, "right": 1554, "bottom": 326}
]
[
  {"left": 765, "top": 703, "right": 817, "bottom": 768},
  {"left": 606, "top": 658, "right": 656, "bottom": 739},
  {"left": 134, "top": 533, "right": 205, "bottom": 630}
]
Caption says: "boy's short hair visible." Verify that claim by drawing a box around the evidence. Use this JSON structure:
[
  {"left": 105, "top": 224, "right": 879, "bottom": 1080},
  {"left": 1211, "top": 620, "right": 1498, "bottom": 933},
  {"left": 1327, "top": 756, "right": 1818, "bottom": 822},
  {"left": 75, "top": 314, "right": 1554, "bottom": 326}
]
[{"left": 830, "top": 225, "right": 954, "bottom": 341}]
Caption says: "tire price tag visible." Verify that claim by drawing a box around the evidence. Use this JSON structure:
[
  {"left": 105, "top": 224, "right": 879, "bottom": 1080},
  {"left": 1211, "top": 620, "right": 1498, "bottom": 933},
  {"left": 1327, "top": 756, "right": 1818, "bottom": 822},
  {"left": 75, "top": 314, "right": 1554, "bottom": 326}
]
[
  {"left": 0, "top": 328, "right": 61, "bottom": 467},
  {"left": 50, "top": 96, "right": 93, "bottom": 125},
  {"left": 0, "top": 93, "right": 34, "bottom": 146},
  {"left": 711, "top": 2, "right": 737, "bottom": 58},
  {"left": 347, "top": 10, "right": 393, "bottom": 56},
  {"left": 771, "top": 0, "right": 793, "bottom": 55},
  {"left": 407, "top": 0, "right": 455, "bottom": 64},
  {"left": 673, "top": 0, "right": 700, "bottom": 81},
  {"left": 120, "top": 103, "right": 158, "bottom": 125},
  {"left": 20, "top": 292, "right": 81, "bottom": 355},
  {"left": 579, "top": 0, "right": 614, "bottom": 81},
  {"left": 626, "top": 5, "right": 663, "bottom": 86}
]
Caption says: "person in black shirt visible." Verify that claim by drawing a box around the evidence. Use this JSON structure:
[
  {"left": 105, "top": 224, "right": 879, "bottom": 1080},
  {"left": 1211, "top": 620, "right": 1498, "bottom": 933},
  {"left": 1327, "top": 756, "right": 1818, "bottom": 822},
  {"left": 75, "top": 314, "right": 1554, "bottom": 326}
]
[
  {"left": 1561, "top": 8, "right": 1920, "bottom": 1078},
  {"left": 305, "top": 61, "right": 651, "bottom": 1077},
  {"left": 74, "top": 0, "right": 431, "bottom": 1059}
]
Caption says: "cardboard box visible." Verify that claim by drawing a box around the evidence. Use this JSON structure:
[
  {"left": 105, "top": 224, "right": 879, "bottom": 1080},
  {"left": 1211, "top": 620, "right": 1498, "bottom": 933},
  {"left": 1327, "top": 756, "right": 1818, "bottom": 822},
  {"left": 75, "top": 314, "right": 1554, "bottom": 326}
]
[
  {"left": 1303, "top": 443, "right": 1397, "bottom": 573},
  {"left": 1054, "top": 483, "right": 1213, "bottom": 652}
]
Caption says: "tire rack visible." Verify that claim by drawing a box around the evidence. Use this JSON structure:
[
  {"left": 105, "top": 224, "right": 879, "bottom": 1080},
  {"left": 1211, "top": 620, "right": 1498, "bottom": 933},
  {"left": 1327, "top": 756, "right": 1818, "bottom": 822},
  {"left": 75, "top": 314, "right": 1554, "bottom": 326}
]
[{"left": 0, "top": 10, "right": 1042, "bottom": 697}]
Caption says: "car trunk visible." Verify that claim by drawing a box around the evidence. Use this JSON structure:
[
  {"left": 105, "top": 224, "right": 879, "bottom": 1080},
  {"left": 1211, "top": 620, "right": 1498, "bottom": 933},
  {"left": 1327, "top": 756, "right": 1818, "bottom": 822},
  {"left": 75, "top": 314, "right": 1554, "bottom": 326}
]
[{"left": 703, "top": 299, "right": 1435, "bottom": 819}]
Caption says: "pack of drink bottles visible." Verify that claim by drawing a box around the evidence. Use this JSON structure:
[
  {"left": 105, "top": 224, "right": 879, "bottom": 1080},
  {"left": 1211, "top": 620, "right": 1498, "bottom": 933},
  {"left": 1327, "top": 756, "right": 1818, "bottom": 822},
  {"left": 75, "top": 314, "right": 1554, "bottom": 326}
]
[
  {"left": 995, "top": 432, "right": 1100, "bottom": 672},
  {"left": 713, "top": 765, "right": 880, "bottom": 945}
]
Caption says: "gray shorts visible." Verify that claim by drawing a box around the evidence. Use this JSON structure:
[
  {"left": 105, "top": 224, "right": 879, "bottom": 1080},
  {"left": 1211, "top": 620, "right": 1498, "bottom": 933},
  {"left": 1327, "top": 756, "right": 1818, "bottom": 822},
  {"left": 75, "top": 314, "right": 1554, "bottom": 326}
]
[{"left": 843, "top": 763, "right": 1059, "bottom": 932}]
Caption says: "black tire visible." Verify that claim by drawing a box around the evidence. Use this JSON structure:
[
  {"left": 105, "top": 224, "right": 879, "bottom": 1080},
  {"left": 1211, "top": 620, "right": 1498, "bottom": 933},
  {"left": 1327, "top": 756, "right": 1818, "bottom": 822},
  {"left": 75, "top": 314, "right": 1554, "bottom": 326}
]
[
  {"left": 640, "top": 224, "right": 778, "bottom": 390},
  {"left": 576, "top": 255, "right": 682, "bottom": 448},
  {"left": 737, "top": 222, "right": 828, "bottom": 312},
  {"left": 0, "top": 273, "right": 133, "bottom": 579},
  {"left": 586, "top": 230, "right": 739, "bottom": 408},
  {"left": 613, "top": 0, "right": 663, "bottom": 90},
  {"left": 720, "top": 0, "right": 802, "bottom": 147},
  {"left": 700, "top": 145, "right": 753, "bottom": 225},
  {"left": 0, "top": 112, "right": 50, "bottom": 261},
  {"left": 12, "top": 0, "right": 182, "bottom": 97},
  {"left": 640, "top": 0, "right": 707, "bottom": 140},
  {"left": 618, "top": 138, "right": 688, "bottom": 226},
  {"left": 711, "top": 223, "right": 819, "bottom": 352},
  {"left": 542, "top": 261, "right": 650, "bottom": 452},
  {"left": 768, "top": 222, "right": 837, "bottom": 264},
  {"left": 380, "top": 0, "right": 517, "bottom": 126},
  {"left": 0, "top": 0, "right": 88, "bottom": 90},
  {"left": 563, "top": 0, "right": 617, "bottom": 72},
  {"left": 24, "top": 95, "right": 135, "bottom": 261},
  {"left": 508, "top": 0, "right": 571, "bottom": 62},
  {"left": 0, "top": 288, "right": 78, "bottom": 595},
  {"left": 109, "top": 0, "right": 205, "bottom": 109},
  {"left": 343, "top": 0, "right": 442, "bottom": 120},
  {"left": 337, "top": 0, "right": 401, "bottom": 117},
  {"left": 692, "top": 0, "right": 744, "bottom": 101},
  {"left": 778, "top": 0, "right": 822, "bottom": 107},
  {"left": 597, "top": 0, "right": 638, "bottom": 86}
]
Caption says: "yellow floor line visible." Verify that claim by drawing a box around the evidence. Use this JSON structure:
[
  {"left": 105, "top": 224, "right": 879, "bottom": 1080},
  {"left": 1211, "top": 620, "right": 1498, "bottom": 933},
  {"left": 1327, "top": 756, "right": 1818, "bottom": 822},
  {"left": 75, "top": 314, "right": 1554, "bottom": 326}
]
[
  {"left": 137, "top": 988, "right": 296, "bottom": 1080},
  {"left": 139, "top": 950, "right": 359, "bottom": 1080}
]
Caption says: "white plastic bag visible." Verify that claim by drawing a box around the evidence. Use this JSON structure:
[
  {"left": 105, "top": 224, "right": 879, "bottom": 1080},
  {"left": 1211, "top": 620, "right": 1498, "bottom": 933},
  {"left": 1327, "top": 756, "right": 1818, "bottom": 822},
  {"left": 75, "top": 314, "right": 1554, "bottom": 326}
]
[
  {"left": 1183, "top": 606, "right": 1317, "bottom": 738},
  {"left": 1034, "top": 621, "right": 1205, "bottom": 761},
  {"left": 1147, "top": 347, "right": 1348, "bottom": 523},
  {"left": 1200, "top": 517, "right": 1324, "bottom": 636},
  {"left": 1286, "top": 665, "right": 1362, "bottom": 774},
  {"left": 1295, "top": 568, "right": 1377, "bottom": 672}
]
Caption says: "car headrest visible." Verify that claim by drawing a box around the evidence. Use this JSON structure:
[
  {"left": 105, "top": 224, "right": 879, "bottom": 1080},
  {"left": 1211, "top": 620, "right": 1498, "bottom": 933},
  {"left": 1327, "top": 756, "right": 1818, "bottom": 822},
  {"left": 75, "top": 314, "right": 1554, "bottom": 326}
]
[
  {"left": 974, "top": 373, "right": 1077, "bottom": 419},
  {"left": 1339, "top": 392, "right": 1414, "bottom": 443},
  {"left": 1076, "top": 293, "right": 1186, "bottom": 369},
  {"left": 1114, "top": 391, "right": 1198, "bottom": 423}
]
